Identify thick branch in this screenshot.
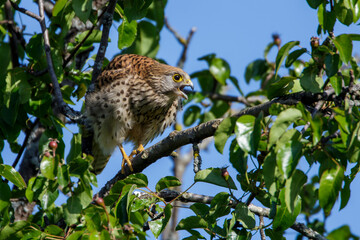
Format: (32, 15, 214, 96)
(97, 85, 359, 198)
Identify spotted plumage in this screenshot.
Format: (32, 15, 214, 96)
(85, 54, 193, 174)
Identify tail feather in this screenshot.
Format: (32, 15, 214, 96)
(81, 122, 111, 175)
(91, 140, 111, 174)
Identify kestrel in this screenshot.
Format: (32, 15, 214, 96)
(85, 54, 193, 174)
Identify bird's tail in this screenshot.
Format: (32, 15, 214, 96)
(91, 140, 111, 174)
(81, 122, 111, 175)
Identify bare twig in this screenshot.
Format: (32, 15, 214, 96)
(10, 0, 41, 21)
(12, 119, 40, 169)
(63, 10, 106, 68)
(165, 17, 196, 69)
(259, 216, 266, 240)
(5, 1, 20, 68)
(88, 0, 117, 92)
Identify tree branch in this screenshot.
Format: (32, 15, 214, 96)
(136, 189, 326, 240)
(164, 17, 196, 69)
(88, 0, 117, 93)
(10, 0, 41, 21)
(97, 85, 360, 198)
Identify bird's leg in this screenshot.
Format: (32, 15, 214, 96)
(118, 144, 134, 173)
(129, 144, 145, 159)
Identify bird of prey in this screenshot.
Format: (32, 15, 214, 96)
(85, 54, 193, 174)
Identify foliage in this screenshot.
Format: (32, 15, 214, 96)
(1, 0, 360, 239)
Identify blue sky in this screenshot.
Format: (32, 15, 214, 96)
(4, 0, 360, 239)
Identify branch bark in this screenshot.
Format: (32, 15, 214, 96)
(97, 84, 360, 198)
(136, 190, 327, 240)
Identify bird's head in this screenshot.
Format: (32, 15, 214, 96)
(156, 66, 193, 100)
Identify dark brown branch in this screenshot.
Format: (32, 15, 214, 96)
(5, 1, 20, 68)
(97, 85, 357, 198)
(88, 0, 117, 92)
(35, 0, 83, 123)
(164, 17, 196, 69)
(12, 119, 40, 169)
(137, 190, 326, 240)
(10, 0, 41, 21)
(62, 10, 106, 68)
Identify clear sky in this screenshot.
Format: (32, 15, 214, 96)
(4, 1, 360, 239)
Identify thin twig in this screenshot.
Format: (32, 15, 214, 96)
(88, 0, 117, 92)
(164, 17, 196, 69)
(63, 10, 106, 68)
(10, 0, 41, 21)
(259, 216, 266, 240)
(12, 119, 40, 169)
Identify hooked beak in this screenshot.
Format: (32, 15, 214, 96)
(177, 78, 194, 100)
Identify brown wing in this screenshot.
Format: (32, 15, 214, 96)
(95, 54, 158, 90)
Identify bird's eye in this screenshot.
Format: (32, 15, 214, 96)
(172, 73, 183, 82)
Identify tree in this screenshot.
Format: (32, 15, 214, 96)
(1, 0, 360, 239)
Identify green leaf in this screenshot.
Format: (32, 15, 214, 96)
(214, 117, 236, 153)
(244, 59, 268, 83)
(45, 225, 64, 236)
(340, 176, 351, 210)
(0, 164, 26, 189)
(26, 34, 44, 60)
(267, 76, 297, 99)
(39, 182, 59, 209)
(75, 30, 103, 45)
(118, 19, 137, 49)
(269, 108, 302, 147)
(318, 3, 336, 33)
(155, 176, 181, 192)
(64, 195, 82, 225)
(123, 0, 153, 22)
(229, 139, 247, 175)
(66, 133, 82, 164)
(334, 1, 353, 26)
(0, 221, 30, 240)
(194, 168, 237, 190)
(149, 204, 172, 238)
(124, 21, 159, 58)
(52, 0, 68, 17)
(333, 34, 353, 64)
(329, 75, 342, 95)
(72, 0, 93, 23)
(123, 173, 148, 187)
(273, 189, 301, 231)
(40, 155, 57, 180)
(191, 70, 214, 93)
(208, 192, 231, 222)
(285, 170, 307, 212)
(319, 166, 345, 216)
(327, 225, 351, 240)
(276, 141, 302, 179)
(183, 105, 201, 126)
(306, 0, 322, 9)
(176, 216, 208, 230)
(235, 115, 260, 155)
(324, 54, 340, 77)
(300, 65, 323, 93)
(209, 58, 231, 85)
(275, 41, 300, 77)
(234, 202, 256, 228)
(146, 0, 166, 30)
(0, 181, 10, 213)
(285, 48, 307, 68)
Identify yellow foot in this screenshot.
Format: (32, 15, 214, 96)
(118, 145, 134, 174)
(129, 144, 145, 159)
